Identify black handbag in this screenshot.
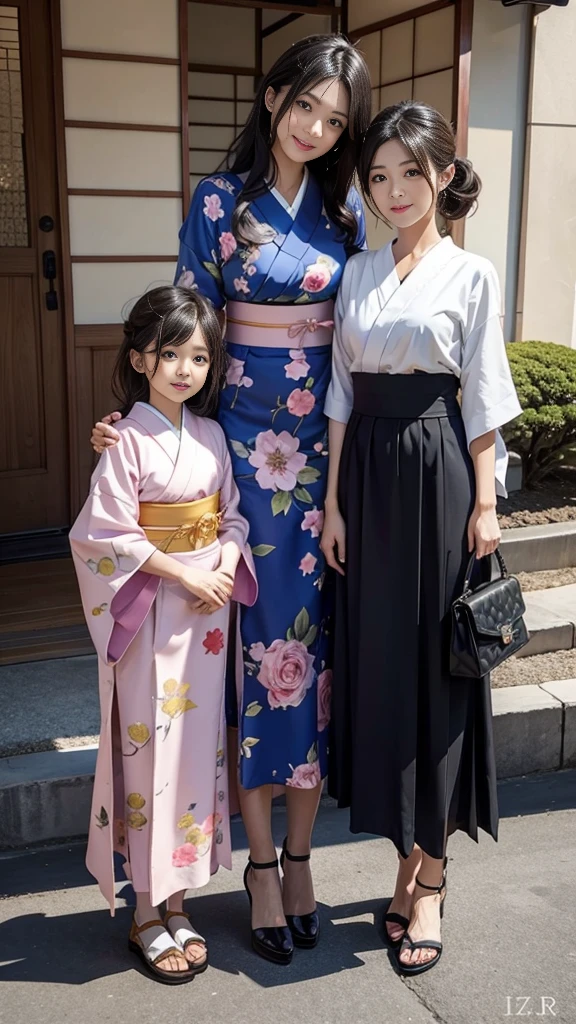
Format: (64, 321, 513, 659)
(450, 549, 530, 678)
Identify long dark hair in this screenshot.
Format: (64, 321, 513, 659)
(112, 286, 227, 418)
(358, 101, 482, 223)
(227, 34, 371, 250)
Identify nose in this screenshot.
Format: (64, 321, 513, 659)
(309, 117, 323, 139)
(390, 181, 405, 199)
(177, 362, 191, 377)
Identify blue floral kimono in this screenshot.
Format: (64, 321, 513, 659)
(176, 171, 365, 790)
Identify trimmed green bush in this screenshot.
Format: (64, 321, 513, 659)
(504, 341, 576, 487)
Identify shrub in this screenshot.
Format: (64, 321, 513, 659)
(503, 341, 576, 487)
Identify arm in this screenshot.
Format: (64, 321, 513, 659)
(320, 419, 347, 575)
(467, 431, 500, 558)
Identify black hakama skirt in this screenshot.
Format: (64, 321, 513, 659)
(328, 372, 499, 859)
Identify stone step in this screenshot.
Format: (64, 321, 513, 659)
(501, 520, 576, 574)
(522, 584, 576, 656)
(1, 681, 575, 850)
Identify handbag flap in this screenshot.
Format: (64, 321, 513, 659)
(456, 575, 526, 639)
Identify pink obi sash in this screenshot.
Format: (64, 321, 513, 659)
(226, 299, 334, 349)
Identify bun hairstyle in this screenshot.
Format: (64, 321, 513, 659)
(358, 101, 481, 222)
(113, 285, 226, 418)
(227, 34, 371, 251)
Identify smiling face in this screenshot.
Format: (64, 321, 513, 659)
(266, 76, 350, 165)
(368, 137, 454, 230)
(130, 325, 211, 420)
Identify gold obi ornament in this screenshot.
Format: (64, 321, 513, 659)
(139, 492, 222, 553)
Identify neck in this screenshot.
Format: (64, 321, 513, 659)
(393, 209, 442, 261)
(270, 140, 305, 201)
(147, 388, 182, 429)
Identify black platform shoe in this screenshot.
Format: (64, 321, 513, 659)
(243, 857, 294, 965)
(280, 838, 320, 949)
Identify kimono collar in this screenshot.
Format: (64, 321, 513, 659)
(227, 169, 324, 247)
(373, 235, 459, 307)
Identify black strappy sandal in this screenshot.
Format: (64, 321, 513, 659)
(396, 871, 447, 977)
(382, 908, 410, 950)
(280, 837, 320, 949)
(243, 856, 294, 965)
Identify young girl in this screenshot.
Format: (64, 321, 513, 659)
(89, 34, 371, 965)
(321, 102, 521, 976)
(70, 286, 256, 984)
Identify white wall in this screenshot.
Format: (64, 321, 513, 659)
(466, 0, 531, 340)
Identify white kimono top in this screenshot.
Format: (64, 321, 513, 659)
(324, 236, 522, 496)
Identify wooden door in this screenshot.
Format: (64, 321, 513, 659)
(0, 0, 68, 534)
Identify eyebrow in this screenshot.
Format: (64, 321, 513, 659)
(371, 159, 417, 170)
(302, 91, 349, 119)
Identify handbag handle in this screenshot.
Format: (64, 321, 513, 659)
(462, 547, 508, 596)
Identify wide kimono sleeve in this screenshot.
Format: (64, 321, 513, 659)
(69, 428, 160, 665)
(175, 178, 228, 308)
(460, 266, 522, 497)
(347, 184, 367, 251)
(213, 423, 258, 607)
(324, 262, 356, 423)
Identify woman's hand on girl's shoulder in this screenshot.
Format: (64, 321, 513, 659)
(91, 411, 122, 454)
(320, 504, 346, 576)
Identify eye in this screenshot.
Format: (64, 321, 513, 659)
(193, 355, 209, 364)
(405, 168, 421, 177)
(371, 173, 386, 184)
(328, 118, 343, 129)
(296, 100, 312, 112)
(161, 349, 177, 359)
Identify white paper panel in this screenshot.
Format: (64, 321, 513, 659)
(412, 69, 453, 122)
(61, 0, 178, 58)
(66, 128, 181, 190)
(262, 14, 331, 73)
(349, 0, 422, 31)
(237, 76, 255, 100)
(236, 101, 252, 125)
(63, 59, 180, 126)
(188, 3, 255, 68)
(69, 196, 182, 256)
(371, 88, 381, 117)
(414, 7, 455, 77)
(190, 124, 236, 149)
(356, 31, 380, 85)
(381, 21, 414, 86)
(190, 174, 204, 194)
(188, 72, 234, 98)
(190, 151, 227, 174)
(73, 262, 177, 323)
(189, 98, 234, 125)
(380, 79, 413, 110)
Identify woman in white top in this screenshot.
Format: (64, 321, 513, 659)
(321, 101, 521, 977)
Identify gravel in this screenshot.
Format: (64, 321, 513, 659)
(498, 467, 576, 527)
(492, 648, 576, 688)
(516, 567, 576, 591)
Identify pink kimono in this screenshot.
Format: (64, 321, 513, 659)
(69, 402, 257, 912)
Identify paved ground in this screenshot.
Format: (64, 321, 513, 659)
(0, 773, 575, 1024)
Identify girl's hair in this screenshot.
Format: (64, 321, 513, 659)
(358, 101, 482, 223)
(112, 286, 226, 418)
(226, 34, 371, 250)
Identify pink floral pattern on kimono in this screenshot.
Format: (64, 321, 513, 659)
(286, 760, 322, 788)
(257, 638, 315, 710)
(248, 430, 307, 492)
(203, 193, 225, 222)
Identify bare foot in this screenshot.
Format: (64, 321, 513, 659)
(385, 849, 422, 944)
(164, 912, 207, 967)
(133, 915, 189, 974)
(246, 864, 287, 930)
(398, 880, 445, 967)
(282, 857, 316, 918)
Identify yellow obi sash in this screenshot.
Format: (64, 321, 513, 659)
(139, 492, 221, 553)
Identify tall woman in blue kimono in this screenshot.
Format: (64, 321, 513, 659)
(90, 34, 371, 965)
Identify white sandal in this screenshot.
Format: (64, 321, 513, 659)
(128, 916, 195, 985)
(163, 910, 208, 975)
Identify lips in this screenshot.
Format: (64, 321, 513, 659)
(293, 136, 315, 152)
(391, 205, 412, 213)
(171, 383, 189, 391)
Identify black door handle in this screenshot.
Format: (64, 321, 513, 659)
(42, 249, 58, 311)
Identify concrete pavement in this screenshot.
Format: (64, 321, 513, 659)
(0, 773, 575, 1024)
